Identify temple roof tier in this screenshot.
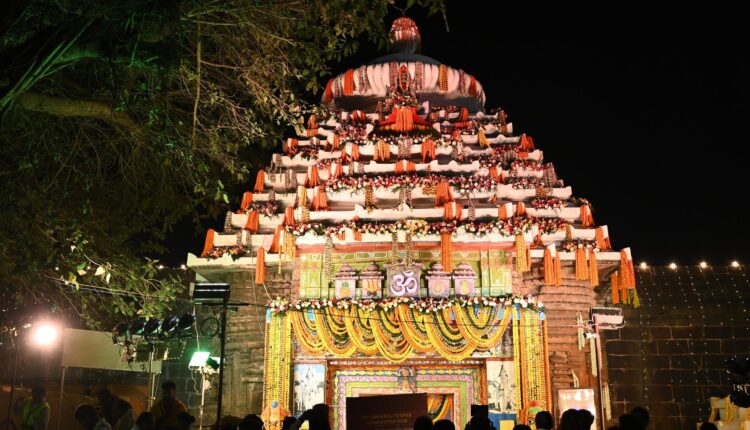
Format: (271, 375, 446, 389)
(227, 205, 587, 231)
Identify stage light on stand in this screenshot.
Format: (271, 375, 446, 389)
(143, 318, 161, 336)
(160, 316, 180, 336)
(190, 351, 211, 369)
(129, 317, 147, 336)
(177, 313, 197, 331)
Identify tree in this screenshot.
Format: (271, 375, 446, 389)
(0, 0, 446, 330)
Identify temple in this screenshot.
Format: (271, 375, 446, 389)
(187, 17, 638, 429)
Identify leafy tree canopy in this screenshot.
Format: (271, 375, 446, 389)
(0, 0, 445, 331)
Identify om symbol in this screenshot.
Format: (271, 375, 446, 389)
(390, 270, 419, 296)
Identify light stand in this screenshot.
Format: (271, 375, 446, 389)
(215, 302, 228, 427)
(1, 331, 19, 430)
(147, 344, 157, 410)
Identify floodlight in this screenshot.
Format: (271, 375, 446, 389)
(189, 351, 211, 368)
(129, 317, 147, 335)
(31, 323, 60, 347)
(177, 313, 196, 331)
(143, 318, 161, 335)
(205, 357, 220, 371)
(192, 283, 230, 305)
(160, 316, 180, 335)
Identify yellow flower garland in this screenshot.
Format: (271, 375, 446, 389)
(282, 303, 541, 364)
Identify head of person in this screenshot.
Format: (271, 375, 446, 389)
(309, 404, 331, 430)
(559, 409, 577, 430)
(619, 414, 643, 430)
(177, 412, 196, 429)
(512, 426, 532, 430)
(414, 415, 433, 430)
(535, 411, 553, 430)
(238, 414, 263, 430)
(576, 410, 595, 430)
(136, 412, 156, 430)
(114, 398, 132, 419)
(469, 415, 491, 430)
(162, 381, 177, 400)
(281, 416, 297, 430)
(433, 419, 455, 430)
(31, 386, 46, 403)
(629, 407, 649, 429)
(74, 404, 100, 429)
(96, 387, 113, 404)
(699, 423, 718, 430)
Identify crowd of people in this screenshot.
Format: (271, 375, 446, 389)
(13, 386, 721, 430)
(14, 381, 194, 430)
(75, 381, 195, 430)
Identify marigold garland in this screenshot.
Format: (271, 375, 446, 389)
(268, 297, 543, 362)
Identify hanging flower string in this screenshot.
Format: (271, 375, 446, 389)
(284, 216, 567, 238)
(241, 201, 280, 217)
(268, 294, 544, 314)
(325, 173, 498, 195)
(530, 196, 564, 210)
(562, 239, 600, 253)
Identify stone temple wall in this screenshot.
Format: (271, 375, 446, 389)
(515, 264, 605, 404)
(602, 265, 750, 429)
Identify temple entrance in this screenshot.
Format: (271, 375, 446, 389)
(261, 305, 551, 430)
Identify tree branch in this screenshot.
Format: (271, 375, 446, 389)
(15, 92, 143, 136)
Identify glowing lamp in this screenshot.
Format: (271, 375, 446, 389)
(639, 262, 648, 269)
(699, 261, 708, 269)
(31, 323, 60, 347)
(731, 261, 740, 268)
(669, 263, 677, 270)
(189, 351, 211, 368)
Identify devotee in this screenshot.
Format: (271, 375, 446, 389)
(535, 411, 554, 430)
(468, 415, 491, 430)
(618, 414, 643, 430)
(281, 416, 296, 430)
(433, 420, 456, 430)
(629, 407, 649, 429)
(413, 415, 433, 430)
(97, 388, 125, 426)
(150, 381, 187, 430)
(133, 412, 156, 430)
(287, 404, 330, 430)
(559, 409, 577, 430)
(16, 386, 50, 430)
(175, 412, 196, 430)
(575, 410, 595, 430)
(238, 414, 263, 430)
(113, 398, 136, 430)
(75, 404, 112, 430)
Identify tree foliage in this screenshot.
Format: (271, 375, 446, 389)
(0, 0, 445, 329)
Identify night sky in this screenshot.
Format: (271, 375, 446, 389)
(168, 2, 750, 267)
